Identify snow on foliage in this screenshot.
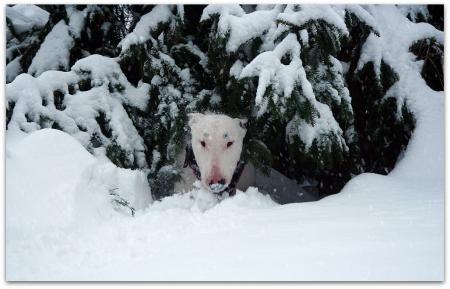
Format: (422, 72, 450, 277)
(6, 56, 22, 83)
(26, 6, 92, 77)
(173, 40, 209, 70)
(397, 5, 430, 22)
(357, 6, 442, 79)
(5, 4, 49, 35)
(368, 6, 443, 115)
(234, 5, 351, 151)
(240, 33, 302, 115)
(357, 32, 382, 76)
(4, 4, 444, 280)
(66, 5, 87, 39)
(119, 5, 175, 52)
(7, 55, 150, 168)
(6, 4, 51, 82)
(239, 32, 348, 152)
(27, 21, 75, 76)
(229, 60, 244, 78)
(202, 4, 282, 52)
(340, 4, 379, 33)
(200, 4, 245, 22)
(5, 4, 444, 197)
(278, 5, 349, 36)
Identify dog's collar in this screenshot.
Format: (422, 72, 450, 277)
(183, 144, 245, 196)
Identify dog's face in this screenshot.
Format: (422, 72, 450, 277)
(188, 113, 247, 193)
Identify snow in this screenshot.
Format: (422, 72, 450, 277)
(5, 4, 444, 281)
(278, 5, 349, 36)
(5, 4, 49, 35)
(66, 5, 87, 39)
(174, 41, 209, 70)
(202, 5, 282, 52)
(200, 4, 372, 57)
(200, 4, 245, 22)
(71, 54, 150, 110)
(328, 56, 351, 103)
(229, 60, 244, 79)
(119, 5, 174, 52)
(299, 29, 309, 46)
(341, 4, 379, 33)
(6, 56, 22, 83)
(397, 5, 429, 22)
(365, 6, 444, 184)
(6, 129, 96, 231)
(6, 121, 443, 280)
(286, 104, 345, 151)
(240, 33, 301, 113)
(240, 33, 345, 150)
(357, 32, 382, 76)
(7, 55, 150, 168)
(27, 20, 74, 76)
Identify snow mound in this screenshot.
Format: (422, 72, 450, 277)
(6, 129, 96, 230)
(6, 129, 151, 231)
(150, 183, 275, 214)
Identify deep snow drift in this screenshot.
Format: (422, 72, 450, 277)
(6, 115, 443, 281)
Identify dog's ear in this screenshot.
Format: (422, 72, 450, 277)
(188, 113, 204, 128)
(238, 118, 248, 129)
(236, 118, 248, 136)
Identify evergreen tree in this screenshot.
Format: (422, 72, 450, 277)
(5, 4, 444, 202)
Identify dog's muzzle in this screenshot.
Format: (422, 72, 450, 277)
(183, 144, 245, 197)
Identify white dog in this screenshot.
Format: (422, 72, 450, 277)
(175, 113, 254, 196)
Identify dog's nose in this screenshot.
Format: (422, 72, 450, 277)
(209, 178, 225, 186)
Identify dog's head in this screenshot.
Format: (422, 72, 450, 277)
(188, 113, 247, 193)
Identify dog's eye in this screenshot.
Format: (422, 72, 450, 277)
(227, 141, 234, 148)
(200, 141, 206, 148)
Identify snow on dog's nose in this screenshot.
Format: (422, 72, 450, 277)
(207, 165, 227, 192)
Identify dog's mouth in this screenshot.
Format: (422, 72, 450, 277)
(209, 182, 228, 194)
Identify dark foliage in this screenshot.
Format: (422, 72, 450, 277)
(5, 4, 443, 202)
(410, 38, 444, 91)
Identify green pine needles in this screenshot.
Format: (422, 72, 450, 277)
(7, 4, 442, 201)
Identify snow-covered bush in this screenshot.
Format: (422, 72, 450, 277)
(409, 37, 443, 91)
(6, 4, 50, 82)
(6, 55, 150, 169)
(6, 5, 138, 83)
(5, 4, 444, 201)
